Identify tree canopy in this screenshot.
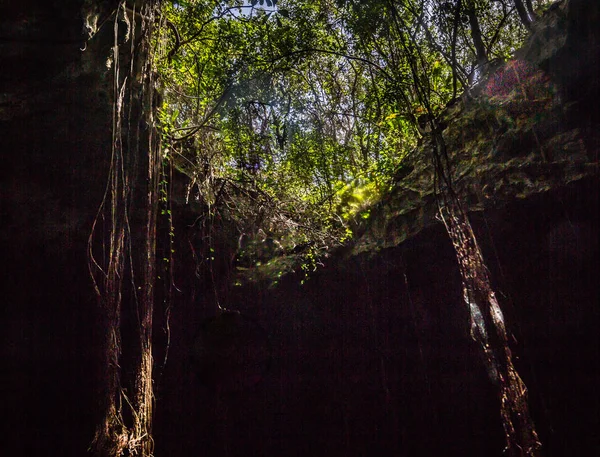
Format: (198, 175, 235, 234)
(154, 0, 548, 272)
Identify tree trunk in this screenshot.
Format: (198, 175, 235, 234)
(525, 0, 538, 21)
(465, 0, 488, 66)
(514, 0, 534, 30)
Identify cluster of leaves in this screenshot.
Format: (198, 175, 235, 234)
(154, 0, 540, 280)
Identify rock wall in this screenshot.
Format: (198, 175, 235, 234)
(1, 1, 115, 455)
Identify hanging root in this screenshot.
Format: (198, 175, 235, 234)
(88, 1, 161, 456)
(438, 198, 541, 457)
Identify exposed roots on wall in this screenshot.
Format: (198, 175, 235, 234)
(433, 133, 542, 456)
(87, 1, 162, 455)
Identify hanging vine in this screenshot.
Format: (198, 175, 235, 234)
(431, 127, 541, 457)
(87, 1, 162, 456)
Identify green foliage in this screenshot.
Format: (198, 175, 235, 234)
(153, 0, 530, 284)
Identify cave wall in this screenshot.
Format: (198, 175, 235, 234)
(1, 1, 114, 455)
(155, 175, 598, 457)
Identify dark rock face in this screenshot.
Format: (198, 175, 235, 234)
(0, 1, 598, 457)
(190, 310, 271, 392)
(154, 177, 598, 457)
(1, 1, 113, 455)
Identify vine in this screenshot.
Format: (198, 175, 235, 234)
(87, 1, 162, 455)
